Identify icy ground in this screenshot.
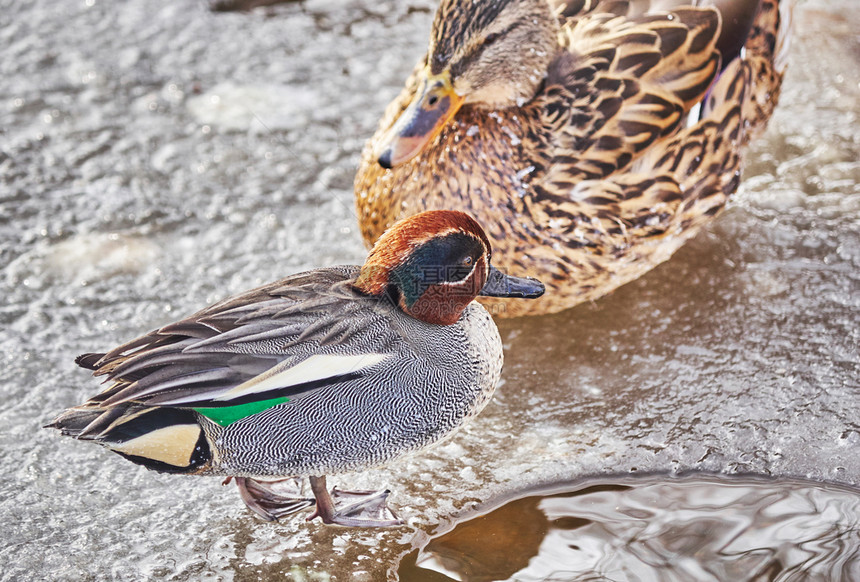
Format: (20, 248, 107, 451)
(1, 0, 858, 579)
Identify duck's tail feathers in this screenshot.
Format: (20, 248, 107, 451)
(46, 404, 211, 474)
(75, 352, 104, 371)
(702, 0, 791, 142)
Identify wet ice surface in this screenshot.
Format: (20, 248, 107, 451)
(1, 0, 858, 580)
(399, 475, 860, 581)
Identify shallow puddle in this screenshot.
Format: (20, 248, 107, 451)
(398, 475, 860, 581)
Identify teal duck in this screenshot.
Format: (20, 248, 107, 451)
(47, 210, 544, 527)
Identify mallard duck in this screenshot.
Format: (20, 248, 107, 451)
(355, 0, 791, 317)
(46, 210, 544, 527)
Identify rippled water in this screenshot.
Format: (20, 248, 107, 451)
(399, 475, 860, 582)
(2, 0, 858, 579)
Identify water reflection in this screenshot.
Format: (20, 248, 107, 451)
(399, 475, 860, 581)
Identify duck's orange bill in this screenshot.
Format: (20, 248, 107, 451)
(376, 70, 465, 169)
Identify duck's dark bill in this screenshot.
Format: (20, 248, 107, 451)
(480, 266, 544, 299)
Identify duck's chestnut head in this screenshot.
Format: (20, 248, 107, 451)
(354, 210, 544, 324)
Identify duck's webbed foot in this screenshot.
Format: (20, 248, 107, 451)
(229, 476, 315, 521)
(307, 475, 403, 528)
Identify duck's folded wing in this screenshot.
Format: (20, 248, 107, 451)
(529, 4, 722, 187)
(523, 0, 788, 236)
(71, 267, 396, 416)
(524, 54, 750, 246)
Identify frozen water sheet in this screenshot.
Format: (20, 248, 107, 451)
(1, 0, 858, 579)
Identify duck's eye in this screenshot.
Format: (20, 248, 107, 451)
(446, 256, 476, 283)
(484, 32, 501, 45)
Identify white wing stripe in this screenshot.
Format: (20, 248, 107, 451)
(213, 353, 390, 402)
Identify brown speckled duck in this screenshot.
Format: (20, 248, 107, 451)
(47, 211, 543, 527)
(355, 0, 791, 317)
